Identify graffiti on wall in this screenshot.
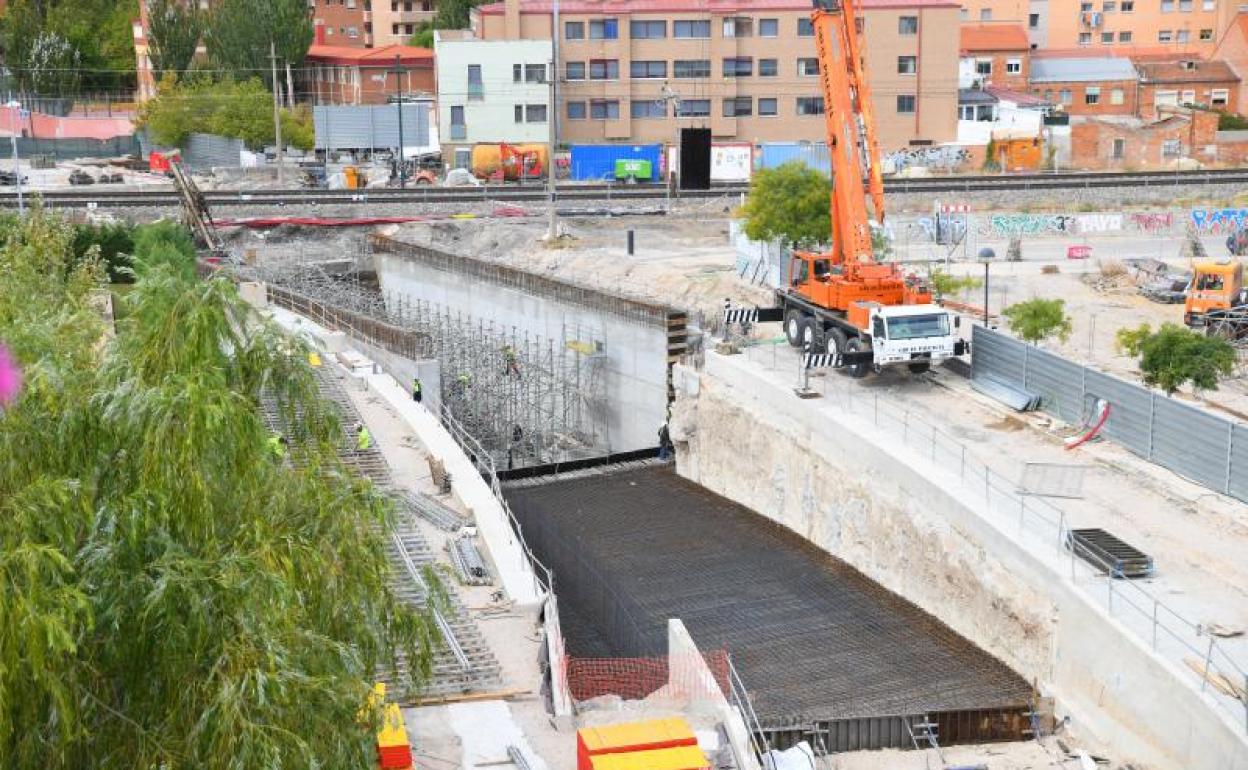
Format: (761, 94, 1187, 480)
(981, 211, 1173, 236)
(985, 213, 1077, 235)
(1191, 208, 1248, 234)
(1129, 212, 1173, 232)
(884, 145, 969, 172)
(914, 213, 968, 243)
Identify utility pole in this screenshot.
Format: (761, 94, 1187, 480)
(270, 41, 284, 185)
(547, 0, 560, 240)
(390, 54, 406, 188)
(285, 61, 295, 110)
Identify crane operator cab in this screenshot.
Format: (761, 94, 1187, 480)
(1186, 260, 1246, 328)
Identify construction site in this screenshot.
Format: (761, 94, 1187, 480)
(18, 4, 1248, 770)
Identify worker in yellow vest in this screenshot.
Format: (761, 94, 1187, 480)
(355, 422, 373, 451)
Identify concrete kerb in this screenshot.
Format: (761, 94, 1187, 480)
(263, 302, 544, 607)
(679, 351, 1248, 770)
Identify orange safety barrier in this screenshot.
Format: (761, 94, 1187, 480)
(590, 745, 710, 770)
(564, 651, 730, 703)
(577, 718, 698, 770)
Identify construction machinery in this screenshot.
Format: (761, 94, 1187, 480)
(765, 0, 966, 377)
(1184, 259, 1248, 339)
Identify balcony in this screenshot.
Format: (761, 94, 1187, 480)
(1079, 11, 1103, 26)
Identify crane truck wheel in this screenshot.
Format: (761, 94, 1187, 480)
(844, 337, 871, 379)
(907, 362, 931, 374)
(829, 329, 849, 354)
(784, 309, 804, 347)
(799, 317, 819, 352)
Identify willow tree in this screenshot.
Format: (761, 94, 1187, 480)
(0, 208, 441, 768)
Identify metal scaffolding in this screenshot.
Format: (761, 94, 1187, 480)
(246, 259, 608, 469)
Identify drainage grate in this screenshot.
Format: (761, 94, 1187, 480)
(1066, 528, 1154, 578)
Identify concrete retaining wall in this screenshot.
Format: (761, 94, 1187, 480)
(672, 352, 1248, 769)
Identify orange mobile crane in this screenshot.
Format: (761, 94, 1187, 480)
(771, 0, 966, 377)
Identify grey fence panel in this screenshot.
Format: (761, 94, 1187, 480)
(182, 132, 244, 171)
(972, 326, 1248, 503)
(1021, 346, 1084, 424)
(1152, 396, 1231, 492)
(314, 104, 430, 151)
(14, 135, 139, 159)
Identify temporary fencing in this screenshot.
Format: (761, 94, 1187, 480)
(565, 650, 730, 703)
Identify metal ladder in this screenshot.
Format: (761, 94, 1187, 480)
(906, 714, 945, 768)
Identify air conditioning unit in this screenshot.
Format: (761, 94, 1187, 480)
(1179, 60, 1197, 70)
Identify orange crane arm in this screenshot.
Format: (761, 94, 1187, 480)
(810, 0, 885, 269)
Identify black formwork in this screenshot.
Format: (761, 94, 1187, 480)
(505, 465, 1033, 749)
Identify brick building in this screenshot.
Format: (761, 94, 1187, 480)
(304, 43, 435, 104)
(1135, 56, 1238, 118)
(959, 23, 1030, 88)
(1070, 107, 1217, 167)
(1212, 12, 1248, 114)
(311, 0, 370, 46)
(1029, 56, 1137, 114)
(469, 0, 961, 152)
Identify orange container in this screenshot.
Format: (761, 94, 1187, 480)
(576, 719, 698, 770)
(589, 746, 709, 770)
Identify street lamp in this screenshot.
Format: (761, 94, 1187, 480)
(978, 246, 996, 325)
(6, 101, 23, 215)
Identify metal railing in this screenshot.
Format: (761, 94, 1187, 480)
(740, 341, 1248, 734)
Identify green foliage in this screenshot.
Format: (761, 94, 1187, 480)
(1002, 298, 1072, 344)
(411, 21, 436, 48)
(131, 219, 196, 281)
(0, 0, 135, 94)
(1114, 323, 1152, 357)
(1125, 323, 1236, 394)
(1218, 111, 1248, 131)
(144, 0, 205, 80)
(0, 207, 441, 767)
(204, 0, 314, 88)
(741, 162, 831, 249)
(71, 220, 136, 283)
(434, 0, 488, 30)
(138, 76, 309, 150)
(982, 138, 1001, 172)
(929, 269, 982, 300)
(870, 226, 893, 259)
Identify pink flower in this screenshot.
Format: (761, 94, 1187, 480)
(0, 344, 21, 406)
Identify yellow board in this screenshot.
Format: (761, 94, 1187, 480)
(377, 703, 410, 748)
(590, 746, 708, 770)
(578, 718, 695, 753)
(308, 351, 323, 367)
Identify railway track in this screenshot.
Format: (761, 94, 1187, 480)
(3, 167, 1248, 208)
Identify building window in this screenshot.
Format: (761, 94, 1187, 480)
(347, 26, 358, 37)
(1158, 29, 1173, 41)
(897, 94, 916, 112)
(1112, 138, 1125, 159)
(525, 63, 546, 83)
(1006, 58, 1022, 73)
(565, 61, 585, 80)
(1204, 0, 1215, 8)
(798, 57, 820, 76)
(979, 7, 992, 19)
(1080, 1, 1093, 10)
(1111, 87, 1125, 104)
(1029, 12, 1040, 26)
(513, 64, 522, 83)
(1079, 31, 1093, 44)
(631, 100, 666, 119)
(1085, 86, 1101, 104)
(1120, 0, 1133, 8)
(960, 7, 969, 20)
(1179, 0, 1192, 9)
(567, 101, 586, 119)
(630, 20, 666, 38)
(1162, 0, 1174, 9)
(1200, 28, 1213, 39)
(1156, 89, 1179, 106)
(1182, 88, 1195, 103)
(1060, 88, 1072, 103)
(589, 19, 619, 39)
(1101, 31, 1115, 42)
(1119, 30, 1133, 41)
(676, 99, 710, 117)
(796, 96, 824, 115)
(630, 60, 666, 78)
(798, 17, 814, 36)
(722, 97, 752, 117)
(758, 97, 778, 116)
(759, 58, 778, 76)
(899, 15, 918, 33)
(723, 17, 753, 37)
(589, 59, 619, 79)
(450, 105, 464, 126)
(723, 57, 753, 77)
(975, 59, 992, 75)
(467, 64, 483, 100)
(959, 105, 973, 120)
(1103, 1, 1117, 9)
(1212, 88, 1229, 106)
(760, 18, 779, 36)
(1176, 29, 1189, 41)
(1162, 139, 1181, 158)
(898, 55, 917, 74)
(590, 100, 620, 119)
(565, 21, 584, 39)
(674, 19, 711, 38)
(514, 105, 523, 123)
(673, 59, 710, 78)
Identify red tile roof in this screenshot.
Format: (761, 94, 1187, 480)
(478, 0, 958, 14)
(1136, 58, 1239, 84)
(959, 23, 1029, 52)
(306, 44, 434, 66)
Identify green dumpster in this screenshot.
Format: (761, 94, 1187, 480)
(614, 158, 653, 181)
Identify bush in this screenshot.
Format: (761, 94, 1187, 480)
(1123, 323, 1236, 394)
(929, 269, 982, 300)
(132, 220, 196, 281)
(72, 221, 136, 283)
(1218, 111, 1248, 131)
(137, 75, 311, 150)
(1002, 298, 1072, 344)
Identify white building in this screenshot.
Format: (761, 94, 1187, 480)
(434, 30, 552, 167)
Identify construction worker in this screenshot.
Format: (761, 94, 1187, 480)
(411, 376, 423, 403)
(657, 422, 673, 461)
(355, 422, 373, 451)
(454, 372, 471, 397)
(502, 345, 521, 379)
(267, 432, 288, 461)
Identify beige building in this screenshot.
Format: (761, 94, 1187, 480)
(470, 0, 960, 152)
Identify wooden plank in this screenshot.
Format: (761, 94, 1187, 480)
(406, 687, 532, 706)
(1185, 657, 1247, 700)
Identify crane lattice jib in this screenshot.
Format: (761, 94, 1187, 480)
(811, 0, 885, 268)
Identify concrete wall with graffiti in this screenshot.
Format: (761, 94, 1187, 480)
(901, 210, 1179, 243)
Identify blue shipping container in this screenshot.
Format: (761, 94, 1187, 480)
(569, 144, 661, 181)
(758, 142, 830, 176)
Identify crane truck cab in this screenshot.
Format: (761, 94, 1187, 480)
(1185, 260, 1246, 328)
(861, 303, 963, 371)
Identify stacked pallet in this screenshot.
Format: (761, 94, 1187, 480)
(576, 719, 708, 770)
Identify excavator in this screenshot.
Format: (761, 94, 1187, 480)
(759, 0, 967, 377)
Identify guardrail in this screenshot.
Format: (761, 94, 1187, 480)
(741, 341, 1248, 735)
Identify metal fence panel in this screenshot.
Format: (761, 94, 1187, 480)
(1084, 369, 1152, 453)
(1152, 396, 1230, 492)
(182, 132, 244, 171)
(1021, 346, 1084, 424)
(314, 104, 430, 151)
(970, 325, 1025, 384)
(1231, 424, 1248, 501)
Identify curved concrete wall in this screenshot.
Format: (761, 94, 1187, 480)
(672, 352, 1248, 770)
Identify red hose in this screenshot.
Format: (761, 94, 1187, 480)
(1066, 400, 1110, 450)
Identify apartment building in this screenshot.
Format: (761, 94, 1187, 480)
(312, 0, 370, 46)
(959, 23, 1030, 88)
(1029, 56, 1138, 114)
(470, 0, 960, 152)
(1135, 57, 1238, 116)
